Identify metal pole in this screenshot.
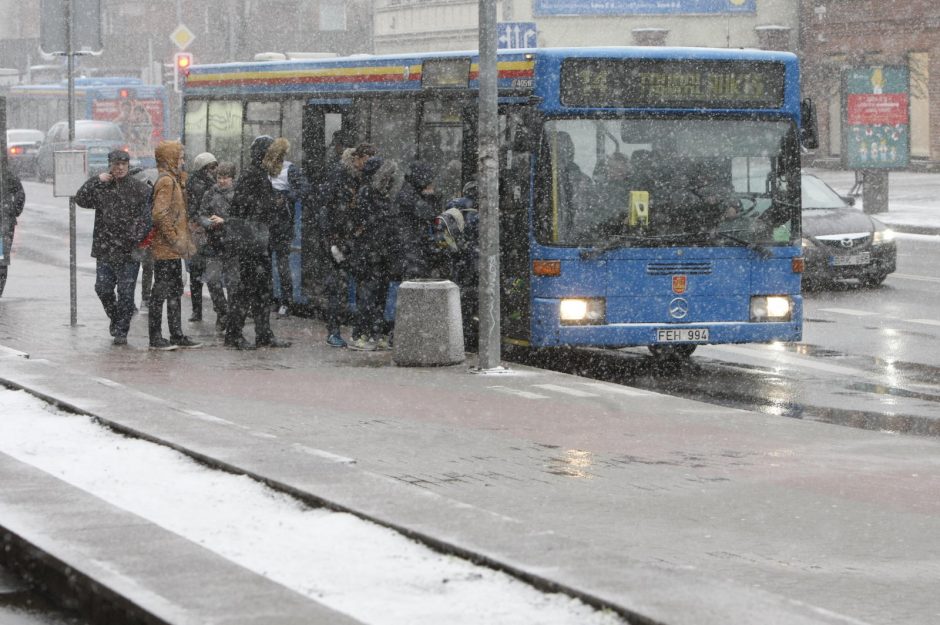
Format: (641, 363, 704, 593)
(477, 0, 501, 370)
(67, 0, 77, 326)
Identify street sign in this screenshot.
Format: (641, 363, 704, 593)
(497, 22, 537, 50)
(40, 0, 103, 55)
(842, 66, 910, 170)
(53, 151, 88, 198)
(170, 24, 195, 51)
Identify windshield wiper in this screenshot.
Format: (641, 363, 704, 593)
(580, 232, 702, 259)
(710, 229, 773, 258)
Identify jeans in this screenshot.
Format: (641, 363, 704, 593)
(95, 259, 140, 338)
(149, 259, 185, 342)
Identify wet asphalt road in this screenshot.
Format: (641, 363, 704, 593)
(522, 235, 940, 437)
(11, 181, 940, 438)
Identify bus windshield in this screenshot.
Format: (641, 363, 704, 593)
(537, 117, 799, 249)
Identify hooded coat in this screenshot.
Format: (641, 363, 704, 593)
(228, 135, 279, 256)
(150, 141, 195, 261)
(349, 158, 399, 279)
(395, 161, 441, 278)
(1, 168, 25, 267)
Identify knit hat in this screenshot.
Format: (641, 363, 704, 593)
(193, 152, 218, 172)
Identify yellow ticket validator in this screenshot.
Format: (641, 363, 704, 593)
(629, 191, 649, 227)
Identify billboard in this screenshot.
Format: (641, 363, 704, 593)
(534, 0, 756, 15)
(842, 66, 910, 170)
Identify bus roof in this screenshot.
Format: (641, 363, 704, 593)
(184, 46, 801, 115)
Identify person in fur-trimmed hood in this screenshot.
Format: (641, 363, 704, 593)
(147, 140, 201, 350)
(223, 135, 291, 350)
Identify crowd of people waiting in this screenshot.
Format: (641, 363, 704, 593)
(73, 133, 479, 352)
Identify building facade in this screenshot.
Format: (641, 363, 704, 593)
(374, 0, 799, 54)
(800, 0, 939, 167)
(0, 0, 373, 84)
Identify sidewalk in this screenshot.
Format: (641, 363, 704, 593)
(808, 168, 940, 235)
(1, 244, 939, 625)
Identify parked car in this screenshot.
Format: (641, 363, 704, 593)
(6, 129, 44, 178)
(801, 173, 897, 288)
(36, 120, 131, 181)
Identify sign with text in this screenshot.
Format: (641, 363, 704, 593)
(534, 0, 755, 15)
(54, 151, 88, 197)
(842, 66, 910, 170)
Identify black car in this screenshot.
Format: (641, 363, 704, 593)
(801, 173, 897, 288)
(6, 129, 44, 178)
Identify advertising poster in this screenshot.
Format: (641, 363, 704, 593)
(93, 98, 165, 166)
(842, 66, 910, 170)
(534, 0, 756, 15)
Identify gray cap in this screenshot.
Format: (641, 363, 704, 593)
(108, 149, 130, 163)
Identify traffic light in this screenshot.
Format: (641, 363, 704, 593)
(173, 52, 193, 93)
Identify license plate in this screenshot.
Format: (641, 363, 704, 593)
(656, 328, 709, 342)
(830, 252, 871, 266)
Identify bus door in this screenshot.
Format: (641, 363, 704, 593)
(299, 100, 355, 309)
(497, 107, 535, 342)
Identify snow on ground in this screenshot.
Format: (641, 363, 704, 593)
(0, 388, 625, 625)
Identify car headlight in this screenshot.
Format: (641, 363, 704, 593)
(750, 295, 792, 322)
(801, 237, 816, 248)
(872, 229, 896, 244)
(559, 298, 605, 325)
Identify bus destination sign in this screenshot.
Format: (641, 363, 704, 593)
(561, 59, 785, 109)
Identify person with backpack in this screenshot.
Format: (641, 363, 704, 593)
(74, 150, 152, 346)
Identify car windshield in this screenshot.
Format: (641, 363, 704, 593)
(7, 129, 44, 143)
(801, 174, 849, 210)
(76, 123, 124, 141)
(535, 117, 800, 249)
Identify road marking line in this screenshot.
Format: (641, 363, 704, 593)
(292, 444, 357, 464)
(892, 273, 940, 284)
(182, 409, 236, 426)
(577, 381, 657, 397)
(906, 318, 940, 327)
(0, 345, 30, 359)
(532, 383, 599, 397)
(818, 308, 879, 317)
(488, 385, 549, 400)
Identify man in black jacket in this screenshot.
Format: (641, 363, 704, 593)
(74, 150, 152, 345)
(224, 135, 291, 350)
(0, 164, 26, 298)
(315, 142, 376, 348)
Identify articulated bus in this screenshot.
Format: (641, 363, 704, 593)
(183, 47, 816, 357)
(7, 77, 169, 169)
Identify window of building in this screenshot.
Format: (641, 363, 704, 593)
(320, 0, 347, 31)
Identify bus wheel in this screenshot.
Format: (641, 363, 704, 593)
(648, 344, 696, 359)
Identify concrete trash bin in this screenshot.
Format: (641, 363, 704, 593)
(393, 279, 465, 366)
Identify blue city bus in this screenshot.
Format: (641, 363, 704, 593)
(183, 47, 815, 357)
(7, 77, 169, 169)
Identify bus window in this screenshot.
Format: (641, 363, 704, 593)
(207, 100, 243, 167)
(282, 100, 304, 164)
(244, 101, 281, 140)
(419, 99, 464, 202)
(184, 100, 208, 159)
(368, 98, 416, 168)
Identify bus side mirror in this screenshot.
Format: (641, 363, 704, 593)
(800, 98, 819, 150)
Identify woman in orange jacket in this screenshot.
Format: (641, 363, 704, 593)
(148, 140, 201, 350)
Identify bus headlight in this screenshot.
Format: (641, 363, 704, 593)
(559, 298, 605, 325)
(750, 295, 792, 322)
